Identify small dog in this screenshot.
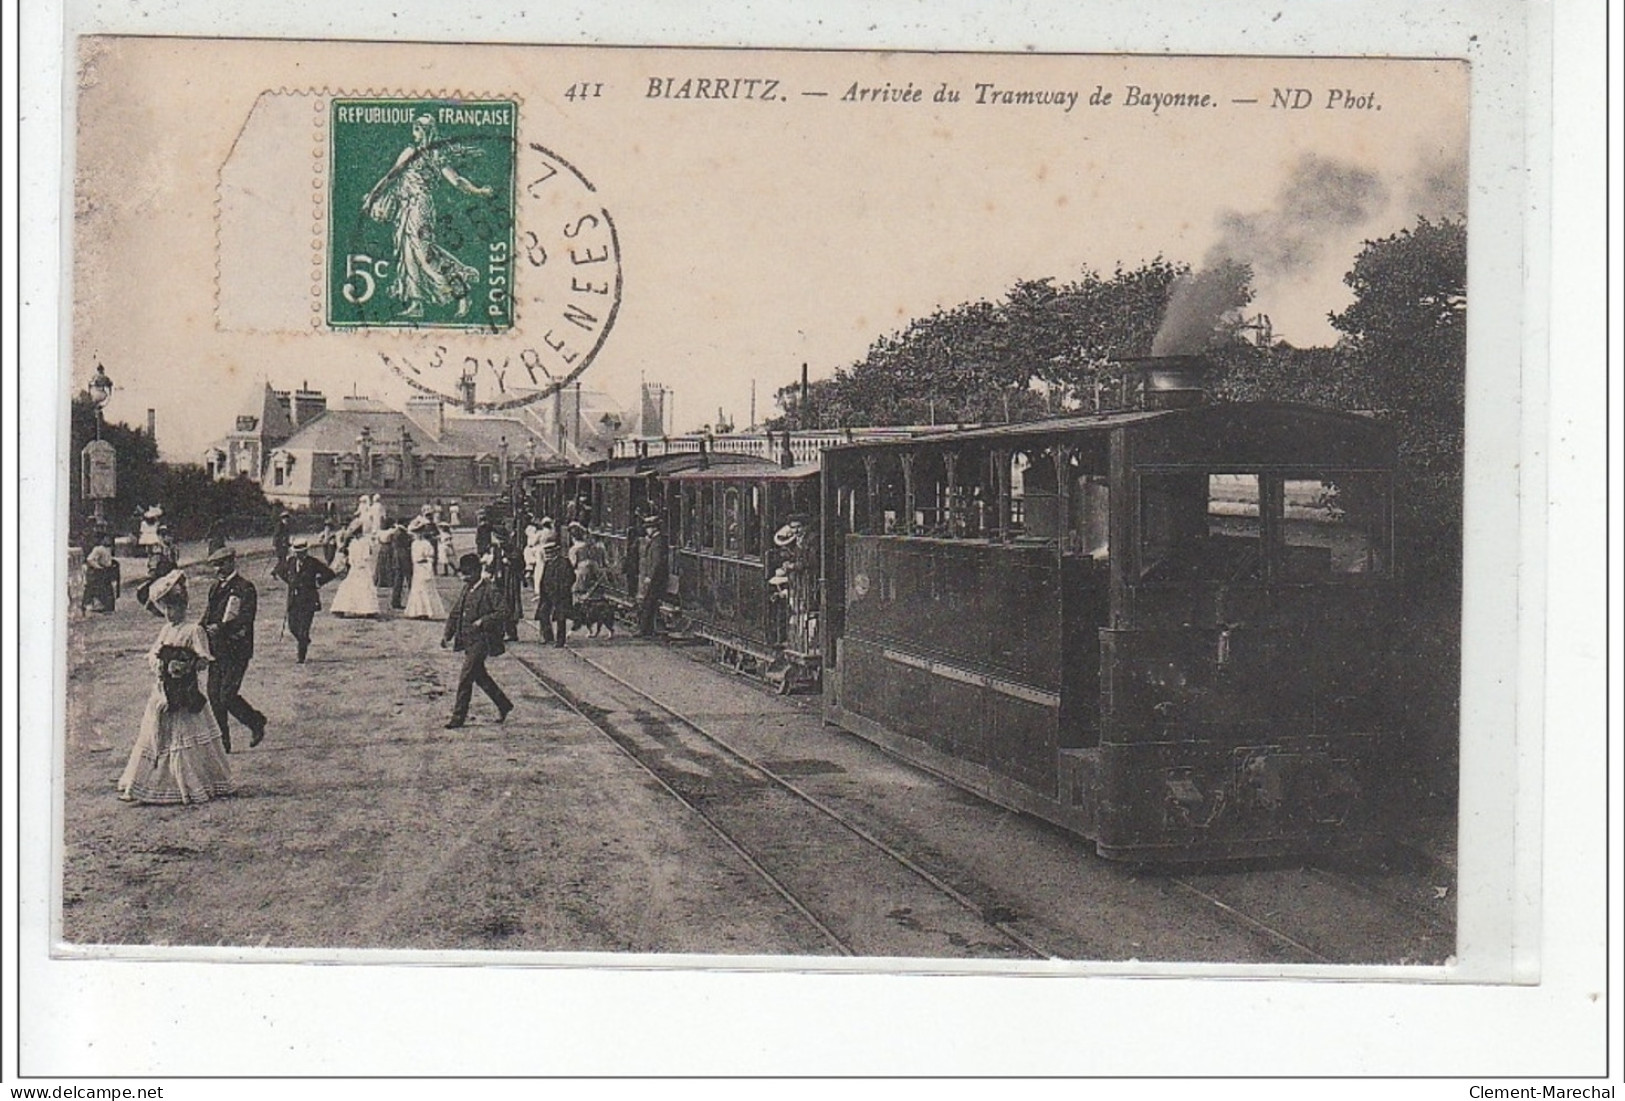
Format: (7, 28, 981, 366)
(572, 598, 616, 637)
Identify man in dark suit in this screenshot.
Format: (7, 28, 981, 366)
(201, 545, 266, 752)
(441, 552, 513, 729)
(388, 520, 414, 610)
(271, 511, 292, 573)
(273, 538, 337, 664)
(635, 513, 669, 637)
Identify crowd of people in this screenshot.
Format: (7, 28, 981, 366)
(100, 493, 675, 805)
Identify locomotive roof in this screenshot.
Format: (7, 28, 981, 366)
(828, 401, 1387, 448)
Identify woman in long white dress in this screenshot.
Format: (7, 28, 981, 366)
(402, 532, 446, 619)
(328, 529, 380, 618)
(118, 572, 234, 805)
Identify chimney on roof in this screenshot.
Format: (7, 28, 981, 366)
(146, 408, 156, 442)
(290, 387, 327, 427)
(405, 395, 445, 439)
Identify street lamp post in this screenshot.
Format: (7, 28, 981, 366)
(82, 364, 117, 531)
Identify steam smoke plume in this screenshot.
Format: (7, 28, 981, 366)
(1151, 260, 1252, 357)
(1152, 152, 1392, 355)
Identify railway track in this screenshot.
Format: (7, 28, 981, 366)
(670, 638, 1454, 964)
(512, 647, 1058, 960)
(516, 639, 1453, 965)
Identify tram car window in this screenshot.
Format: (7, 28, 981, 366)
(668, 460, 823, 692)
(821, 395, 1398, 862)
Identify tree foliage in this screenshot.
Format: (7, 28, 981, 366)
(70, 395, 274, 546)
(770, 259, 1196, 429)
(1330, 217, 1467, 582)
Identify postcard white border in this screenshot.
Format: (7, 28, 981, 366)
(8, 0, 1615, 1083)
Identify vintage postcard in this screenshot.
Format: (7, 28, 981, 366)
(24, 11, 1581, 1076)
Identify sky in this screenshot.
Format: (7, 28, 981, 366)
(71, 40, 1469, 459)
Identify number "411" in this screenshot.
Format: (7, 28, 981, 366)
(563, 82, 604, 101)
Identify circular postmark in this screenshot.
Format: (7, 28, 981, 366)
(328, 98, 621, 411)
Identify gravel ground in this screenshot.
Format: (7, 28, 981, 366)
(61, 565, 823, 954)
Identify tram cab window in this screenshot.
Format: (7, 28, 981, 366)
(1280, 473, 1389, 578)
(1139, 472, 1263, 582)
(742, 486, 762, 556)
(723, 487, 742, 554)
(681, 486, 697, 548)
(1067, 474, 1110, 558)
(1014, 452, 1058, 539)
(700, 485, 717, 549)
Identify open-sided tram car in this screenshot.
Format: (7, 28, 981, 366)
(667, 460, 823, 691)
(570, 451, 764, 612)
(819, 394, 1397, 862)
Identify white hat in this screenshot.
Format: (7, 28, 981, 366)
(145, 570, 187, 607)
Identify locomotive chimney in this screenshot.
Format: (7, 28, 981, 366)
(1119, 354, 1215, 411)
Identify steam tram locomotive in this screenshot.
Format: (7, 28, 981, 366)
(820, 361, 1396, 861)
(511, 358, 1397, 860)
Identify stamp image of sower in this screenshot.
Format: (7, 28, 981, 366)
(329, 99, 518, 330)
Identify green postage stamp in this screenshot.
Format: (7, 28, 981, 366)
(328, 98, 518, 330)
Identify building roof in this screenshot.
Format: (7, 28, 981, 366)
(277, 405, 551, 459)
(439, 416, 550, 459)
(277, 408, 437, 454)
(211, 379, 295, 445)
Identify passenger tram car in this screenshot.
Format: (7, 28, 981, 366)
(510, 438, 828, 691)
(510, 356, 1398, 861)
(819, 356, 1397, 861)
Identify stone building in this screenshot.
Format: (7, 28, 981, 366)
(201, 382, 314, 483)
(205, 378, 628, 518)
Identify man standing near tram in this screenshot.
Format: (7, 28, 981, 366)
(634, 512, 668, 638)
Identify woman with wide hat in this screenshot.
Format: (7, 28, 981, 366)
(118, 571, 235, 804)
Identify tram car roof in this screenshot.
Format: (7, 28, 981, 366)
(824, 401, 1393, 453)
(575, 451, 770, 479)
(664, 460, 821, 482)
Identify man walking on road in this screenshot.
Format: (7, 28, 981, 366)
(442, 553, 513, 729)
(273, 538, 338, 664)
(201, 546, 267, 752)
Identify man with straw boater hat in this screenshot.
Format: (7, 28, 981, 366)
(200, 545, 267, 752)
(441, 552, 513, 729)
(273, 537, 338, 664)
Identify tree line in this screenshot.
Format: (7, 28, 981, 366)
(69, 395, 275, 546)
